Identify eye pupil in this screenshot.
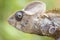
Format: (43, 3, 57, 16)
(15, 11, 24, 21)
(18, 15, 22, 18)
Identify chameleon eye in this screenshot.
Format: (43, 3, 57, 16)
(15, 11, 24, 21)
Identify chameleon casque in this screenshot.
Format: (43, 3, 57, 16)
(8, 1, 60, 40)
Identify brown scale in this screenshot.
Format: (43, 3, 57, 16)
(8, 1, 60, 40)
(45, 9, 60, 40)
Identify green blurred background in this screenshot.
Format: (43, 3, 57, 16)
(0, 0, 60, 40)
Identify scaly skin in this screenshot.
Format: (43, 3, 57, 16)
(8, 1, 60, 40)
(46, 9, 60, 40)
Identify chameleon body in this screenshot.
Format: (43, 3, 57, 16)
(8, 1, 60, 40)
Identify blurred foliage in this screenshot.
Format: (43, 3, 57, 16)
(0, 0, 60, 40)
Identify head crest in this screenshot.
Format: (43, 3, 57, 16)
(22, 1, 46, 15)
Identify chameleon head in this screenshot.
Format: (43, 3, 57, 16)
(8, 1, 46, 34)
(8, 11, 35, 33)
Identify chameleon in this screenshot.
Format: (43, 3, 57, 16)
(8, 1, 60, 40)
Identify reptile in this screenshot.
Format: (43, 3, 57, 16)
(8, 1, 60, 40)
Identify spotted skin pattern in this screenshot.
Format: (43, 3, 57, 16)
(8, 1, 60, 40)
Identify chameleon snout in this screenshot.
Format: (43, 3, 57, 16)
(8, 17, 17, 27)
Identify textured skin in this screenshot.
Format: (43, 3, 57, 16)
(8, 1, 60, 40)
(8, 9, 60, 40)
(46, 9, 60, 40)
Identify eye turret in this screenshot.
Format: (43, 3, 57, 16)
(15, 11, 24, 21)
